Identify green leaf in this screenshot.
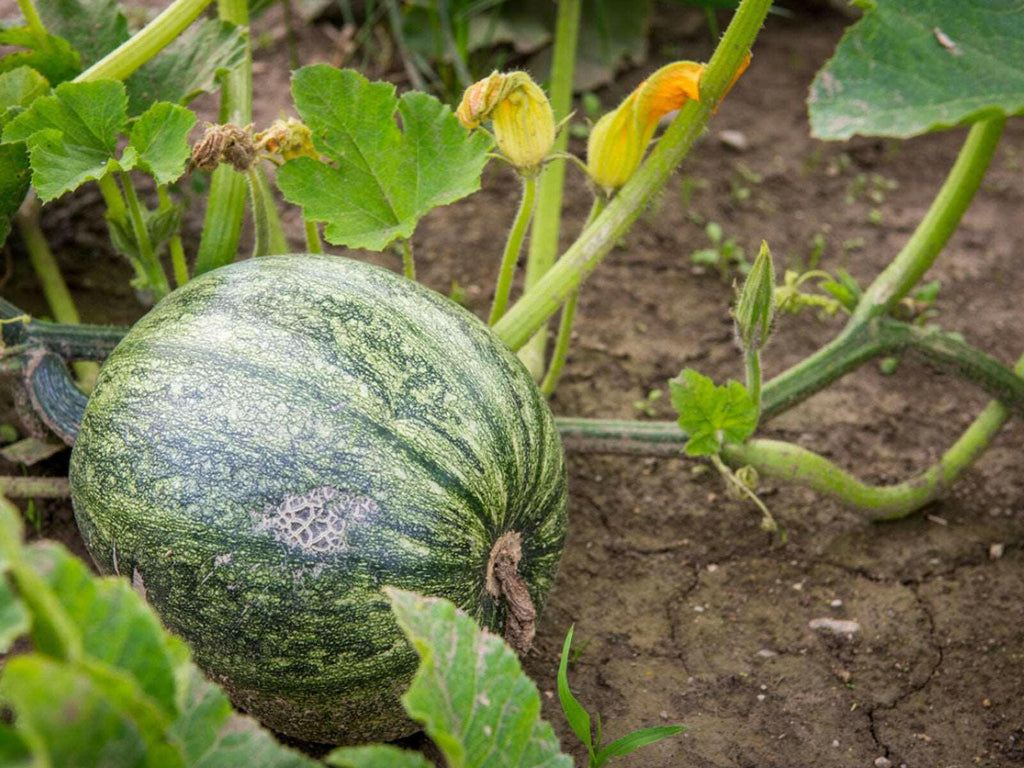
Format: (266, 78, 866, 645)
(0, 654, 182, 767)
(669, 369, 758, 456)
(0, 577, 29, 653)
(0, 67, 50, 129)
(0, 142, 30, 247)
(388, 588, 573, 768)
(809, 0, 1024, 139)
(557, 626, 594, 756)
(35, 0, 129, 70)
(278, 65, 491, 251)
(325, 745, 434, 768)
(25, 541, 179, 718)
(2, 79, 133, 201)
(593, 725, 685, 766)
(171, 668, 319, 768)
(128, 102, 197, 185)
(125, 20, 247, 116)
(0, 27, 81, 85)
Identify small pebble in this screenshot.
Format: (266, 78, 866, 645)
(660, 710, 669, 720)
(756, 694, 766, 702)
(757, 649, 777, 658)
(989, 543, 1005, 560)
(874, 757, 892, 768)
(707, 563, 719, 573)
(718, 129, 749, 152)
(694, 605, 705, 613)
(830, 599, 843, 608)
(809, 618, 861, 636)
(831, 740, 840, 748)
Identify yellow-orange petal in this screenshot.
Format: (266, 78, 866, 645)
(635, 60, 704, 130)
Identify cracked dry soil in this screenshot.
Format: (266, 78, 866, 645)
(2, 2, 1022, 766)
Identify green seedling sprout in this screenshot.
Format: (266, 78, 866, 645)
(558, 626, 684, 767)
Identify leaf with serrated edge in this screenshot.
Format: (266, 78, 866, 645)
(325, 744, 433, 768)
(0, 28, 81, 85)
(128, 102, 197, 185)
(388, 588, 573, 768)
(35, 0, 129, 70)
(278, 66, 491, 251)
(809, 0, 1024, 139)
(126, 20, 247, 116)
(670, 369, 757, 457)
(2, 80, 133, 201)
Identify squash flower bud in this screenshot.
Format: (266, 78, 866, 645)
(457, 71, 555, 176)
(587, 55, 750, 194)
(733, 240, 776, 351)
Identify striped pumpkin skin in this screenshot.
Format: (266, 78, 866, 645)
(69, 254, 568, 744)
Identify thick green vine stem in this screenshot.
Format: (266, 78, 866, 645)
(14, 200, 100, 388)
(518, 0, 582, 379)
(723, 350, 1024, 520)
(74, 0, 214, 83)
(494, 0, 771, 350)
(539, 196, 606, 395)
(193, 0, 252, 276)
(121, 172, 171, 299)
(854, 117, 1005, 322)
(401, 239, 415, 281)
(17, 0, 47, 40)
(489, 174, 537, 325)
(246, 166, 289, 257)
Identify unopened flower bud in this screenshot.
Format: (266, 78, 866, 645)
(586, 54, 751, 194)
(457, 71, 555, 175)
(734, 240, 776, 351)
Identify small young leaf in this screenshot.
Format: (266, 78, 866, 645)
(557, 626, 594, 756)
(0, 577, 29, 653)
(669, 369, 757, 457)
(35, 0, 129, 70)
(127, 102, 197, 185)
(125, 20, 247, 116)
(278, 66, 492, 251)
(0, 27, 81, 85)
(387, 588, 573, 768)
(2, 79, 133, 201)
(593, 725, 685, 766)
(325, 744, 434, 768)
(809, 1, 1024, 139)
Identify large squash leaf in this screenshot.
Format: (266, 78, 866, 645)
(385, 588, 573, 768)
(2, 80, 195, 201)
(277, 65, 492, 251)
(0, 499, 320, 768)
(809, 0, 1024, 139)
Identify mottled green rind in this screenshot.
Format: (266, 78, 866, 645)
(69, 254, 568, 744)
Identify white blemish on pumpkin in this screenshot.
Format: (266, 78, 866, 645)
(257, 487, 378, 554)
(214, 553, 233, 567)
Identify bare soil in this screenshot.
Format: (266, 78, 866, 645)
(3, 3, 1023, 767)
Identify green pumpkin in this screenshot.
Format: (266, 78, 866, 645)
(70, 254, 567, 744)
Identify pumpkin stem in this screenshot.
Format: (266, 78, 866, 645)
(486, 531, 536, 655)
